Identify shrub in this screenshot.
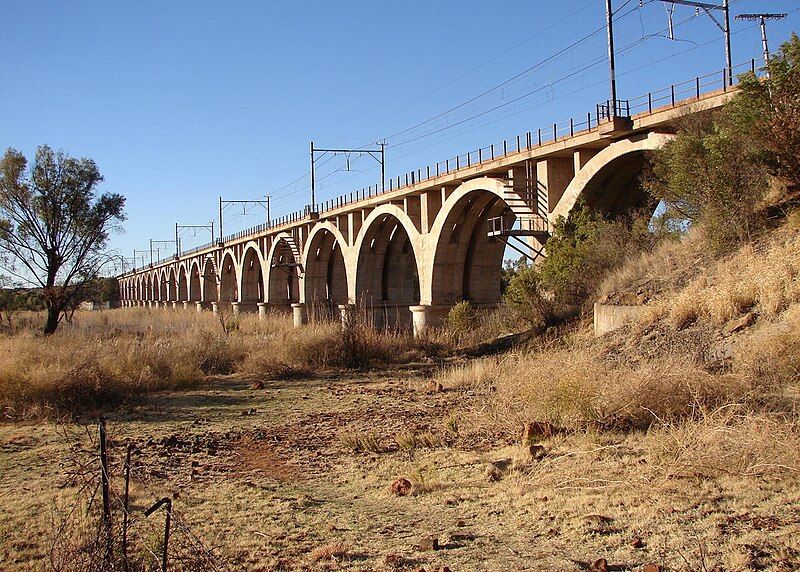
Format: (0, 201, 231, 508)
(445, 300, 477, 338)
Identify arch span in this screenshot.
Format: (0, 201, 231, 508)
(354, 206, 422, 328)
(239, 243, 266, 309)
(265, 233, 300, 310)
(219, 250, 238, 303)
(177, 264, 188, 302)
(424, 177, 513, 307)
(550, 132, 674, 223)
(201, 257, 219, 303)
(301, 223, 350, 317)
(189, 260, 202, 302)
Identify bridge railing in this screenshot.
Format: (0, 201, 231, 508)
(129, 59, 765, 274)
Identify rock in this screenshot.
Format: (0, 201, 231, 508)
(521, 421, 561, 443)
(485, 458, 512, 482)
(423, 380, 443, 394)
(251, 380, 265, 390)
(631, 536, 645, 549)
(455, 519, 466, 527)
(416, 536, 439, 551)
(590, 558, 609, 572)
(527, 444, 547, 461)
(642, 565, 662, 572)
(390, 478, 413, 496)
(723, 312, 756, 336)
(435, 567, 452, 572)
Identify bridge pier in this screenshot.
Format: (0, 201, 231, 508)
(182, 301, 190, 310)
(195, 301, 203, 312)
(257, 302, 268, 320)
(211, 302, 219, 314)
(171, 301, 179, 310)
(231, 302, 240, 316)
(409, 305, 450, 338)
(338, 304, 356, 331)
(291, 303, 307, 328)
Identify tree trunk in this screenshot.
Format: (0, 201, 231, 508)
(43, 306, 60, 335)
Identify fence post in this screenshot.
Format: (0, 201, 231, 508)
(144, 498, 172, 572)
(122, 442, 133, 571)
(99, 418, 113, 566)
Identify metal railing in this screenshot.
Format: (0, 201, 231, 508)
(129, 58, 763, 274)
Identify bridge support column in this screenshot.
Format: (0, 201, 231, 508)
(196, 301, 203, 312)
(257, 302, 268, 320)
(409, 305, 450, 338)
(291, 303, 307, 328)
(171, 301, 178, 310)
(338, 304, 356, 331)
(182, 301, 190, 310)
(231, 302, 240, 316)
(211, 302, 219, 314)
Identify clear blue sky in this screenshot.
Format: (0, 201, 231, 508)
(2, 1, 798, 268)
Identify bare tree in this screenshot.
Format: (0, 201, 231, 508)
(0, 145, 125, 334)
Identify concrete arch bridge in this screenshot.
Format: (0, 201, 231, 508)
(119, 82, 736, 336)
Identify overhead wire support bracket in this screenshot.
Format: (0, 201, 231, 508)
(662, 0, 732, 85)
(310, 141, 385, 210)
(218, 196, 270, 244)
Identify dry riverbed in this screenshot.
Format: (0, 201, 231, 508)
(1, 367, 798, 571)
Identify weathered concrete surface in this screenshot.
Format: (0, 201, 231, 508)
(594, 302, 645, 337)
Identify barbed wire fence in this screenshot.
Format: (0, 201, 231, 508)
(49, 418, 225, 572)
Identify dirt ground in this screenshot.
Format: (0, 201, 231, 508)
(1, 367, 799, 571)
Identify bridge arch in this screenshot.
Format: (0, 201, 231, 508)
(219, 250, 238, 303)
(424, 177, 514, 307)
(550, 132, 674, 223)
(353, 205, 422, 328)
(301, 222, 351, 314)
(177, 264, 188, 302)
(265, 233, 300, 309)
(166, 266, 177, 302)
(239, 242, 266, 307)
(201, 256, 219, 303)
(189, 260, 202, 302)
(157, 269, 168, 302)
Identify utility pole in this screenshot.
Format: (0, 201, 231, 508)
(666, 1, 732, 86)
(735, 13, 788, 70)
(606, 0, 617, 116)
(310, 141, 316, 210)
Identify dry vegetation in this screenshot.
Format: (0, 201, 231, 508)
(3, 220, 800, 570)
(0, 309, 444, 419)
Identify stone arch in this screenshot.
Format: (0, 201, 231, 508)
(239, 242, 266, 308)
(354, 205, 423, 328)
(201, 256, 219, 303)
(550, 132, 674, 223)
(265, 233, 300, 309)
(177, 264, 188, 302)
(189, 260, 202, 302)
(219, 250, 238, 303)
(301, 223, 350, 315)
(166, 267, 177, 302)
(425, 177, 514, 307)
(157, 269, 167, 301)
(146, 274, 154, 301)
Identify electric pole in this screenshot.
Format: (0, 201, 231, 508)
(606, 0, 618, 116)
(735, 13, 788, 70)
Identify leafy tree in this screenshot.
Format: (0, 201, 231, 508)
(729, 33, 800, 187)
(0, 146, 125, 334)
(645, 34, 800, 252)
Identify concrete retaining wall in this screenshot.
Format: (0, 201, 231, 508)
(593, 302, 644, 336)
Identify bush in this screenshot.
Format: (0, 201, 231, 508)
(503, 264, 552, 328)
(445, 300, 477, 338)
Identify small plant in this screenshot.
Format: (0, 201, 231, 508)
(338, 428, 382, 453)
(446, 301, 477, 339)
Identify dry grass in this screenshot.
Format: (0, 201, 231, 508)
(0, 307, 447, 418)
